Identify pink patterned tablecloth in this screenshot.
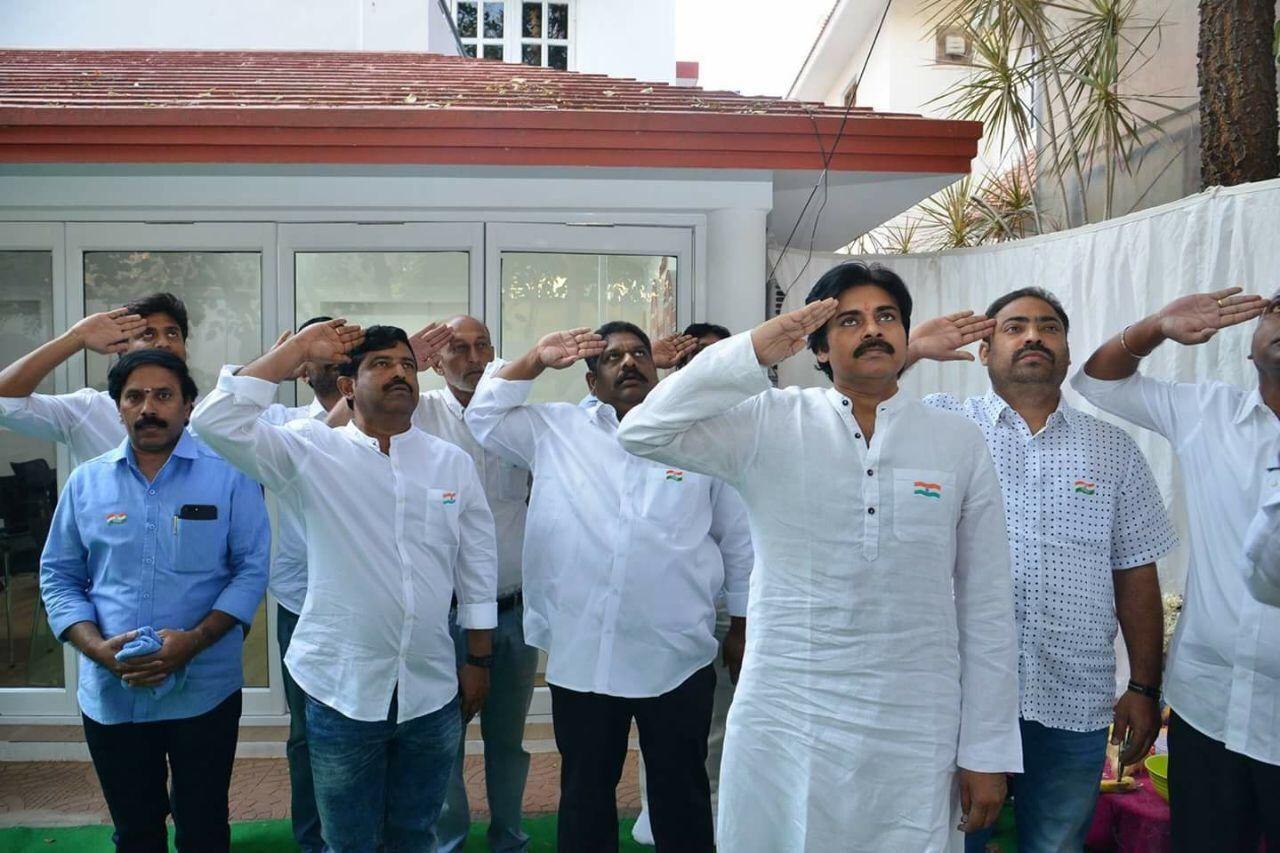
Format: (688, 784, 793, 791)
(1085, 770, 1170, 852)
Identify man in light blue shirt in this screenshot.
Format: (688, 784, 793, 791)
(40, 348, 270, 852)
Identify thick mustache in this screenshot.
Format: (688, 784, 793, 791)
(134, 416, 168, 429)
(1014, 344, 1054, 363)
(382, 379, 412, 392)
(853, 339, 895, 357)
(615, 370, 645, 386)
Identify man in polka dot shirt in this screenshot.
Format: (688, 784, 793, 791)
(914, 287, 1178, 853)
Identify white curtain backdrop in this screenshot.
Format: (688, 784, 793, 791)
(768, 178, 1280, 594)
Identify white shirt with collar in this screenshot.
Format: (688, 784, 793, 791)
(192, 370, 499, 724)
(0, 387, 124, 467)
(925, 391, 1178, 732)
(465, 365, 753, 699)
(258, 397, 330, 615)
(1072, 369, 1280, 765)
(1245, 464, 1280, 607)
(413, 387, 529, 597)
(615, 331, 1021, 852)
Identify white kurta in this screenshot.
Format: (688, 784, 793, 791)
(617, 333, 1022, 852)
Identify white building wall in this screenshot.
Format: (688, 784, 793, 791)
(0, 0, 446, 52)
(572, 0, 676, 83)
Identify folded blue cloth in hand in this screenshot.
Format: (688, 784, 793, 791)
(115, 626, 188, 698)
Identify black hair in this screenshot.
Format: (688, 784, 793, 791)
(299, 315, 334, 331)
(107, 349, 199, 404)
(682, 322, 731, 341)
(585, 321, 652, 374)
(336, 325, 415, 378)
(805, 262, 913, 380)
(983, 287, 1070, 341)
(123, 292, 190, 341)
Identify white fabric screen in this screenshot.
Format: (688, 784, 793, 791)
(769, 178, 1280, 593)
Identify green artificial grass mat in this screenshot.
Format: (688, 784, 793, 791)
(0, 809, 1017, 851)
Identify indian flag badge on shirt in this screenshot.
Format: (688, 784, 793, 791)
(441, 492, 458, 505)
(105, 512, 128, 525)
(912, 481, 942, 499)
(665, 469, 685, 482)
(1073, 479, 1097, 495)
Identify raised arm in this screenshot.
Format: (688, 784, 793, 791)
(617, 301, 835, 483)
(0, 308, 145, 398)
(903, 310, 996, 371)
(466, 328, 604, 468)
(191, 320, 363, 490)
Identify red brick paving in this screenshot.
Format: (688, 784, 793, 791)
(0, 752, 642, 828)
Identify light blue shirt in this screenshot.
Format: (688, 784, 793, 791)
(40, 430, 270, 724)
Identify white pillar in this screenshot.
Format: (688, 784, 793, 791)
(705, 208, 768, 334)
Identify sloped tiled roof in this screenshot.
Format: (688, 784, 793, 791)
(0, 50, 981, 171)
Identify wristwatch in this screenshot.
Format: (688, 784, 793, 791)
(466, 654, 494, 669)
(1126, 679, 1160, 700)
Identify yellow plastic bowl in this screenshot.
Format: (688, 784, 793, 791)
(1145, 753, 1169, 802)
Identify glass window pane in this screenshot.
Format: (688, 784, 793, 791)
(484, 43, 504, 61)
(548, 44, 568, 70)
(82, 250, 267, 685)
(456, 1, 477, 38)
(522, 44, 541, 66)
(294, 251, 470, 401)
(522, 2, 542, 37)
(501, 252, 676, 403)
(0, 250, 65, 689)
(548, 3, 568, 39)
(483, 1, 504, 38)
(462, 43, 477, 58)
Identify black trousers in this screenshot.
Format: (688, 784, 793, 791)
(550, 664, 716, 853)
(82, 690, 242, 853)
(1168, 710, 1280, 852)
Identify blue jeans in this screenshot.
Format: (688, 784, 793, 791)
(278, 605, 326, 853)
(307, 691, 461, 853)
(965, 718, 1108, 853)
(437, 603, 540, 853)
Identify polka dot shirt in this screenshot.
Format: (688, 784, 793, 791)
(924, 391, 1178, 732)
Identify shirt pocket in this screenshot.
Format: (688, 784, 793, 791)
(637, 465, 703, 531)
(1056, 476, 1114, 545)
(892, 468, 958, 542)
(424, 487, 462, 550)
(173, 516, 228, 573)
(496, 461, 530, 503)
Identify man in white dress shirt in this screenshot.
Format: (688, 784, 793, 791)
(411, 315, 540, 853)
(0, 292, 190, 467)
(914, 287, 1176, 852)
(466, 321, 753, 853)
(617, 262, 1022, 852)
(1244, 454, 1280, 608)
(192, 322, 499, 853)
(1073, 286, 1278, 852)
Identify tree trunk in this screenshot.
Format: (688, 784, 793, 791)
(1198, 0, 1279, 187)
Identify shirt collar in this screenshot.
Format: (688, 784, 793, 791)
(336, 421, 419, 451)
(110, 428, 200, 467)
(1234, 387, 1270, 425)
(981, 389, 1076, 430)
(440, 387, 467, 420)
(824, 385, 912, 416)
(306, 398, 327, 420)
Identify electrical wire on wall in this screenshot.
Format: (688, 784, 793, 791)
(766, 0, 896, 313)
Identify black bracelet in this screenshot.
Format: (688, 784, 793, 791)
(466, 653, 494, 669)
(1127, 679, 1160, 700)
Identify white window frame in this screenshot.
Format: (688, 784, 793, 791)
(64, 222, 284, 720)
(453, 0, 576, 70)
(0, 222, 76, 719)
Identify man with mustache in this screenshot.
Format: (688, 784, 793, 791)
(192, 322, 499, 852)
(39, 349, 270, 851)
(0, 292, 191, 467)
(617, 261, 1022, 851)
(1072, 287, 1279, 851)
(466, 321, 753, 853)
(912, 287, 1177, 852)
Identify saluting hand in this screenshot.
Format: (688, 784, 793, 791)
(908, 311, 996, 364)
(750, 298, 839, 366)
(535, 328, 606, 369)
(409, 322, 454, 370)
(652, 333, 699, 369)
(289, 319, 366, 366)
(1157, 287, 1267, 345)
(68, 308, 148, 355)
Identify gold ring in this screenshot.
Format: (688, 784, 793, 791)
(1217, 298, 1224, 308)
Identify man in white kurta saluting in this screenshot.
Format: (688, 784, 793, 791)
(617, 262, 1022, 852)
